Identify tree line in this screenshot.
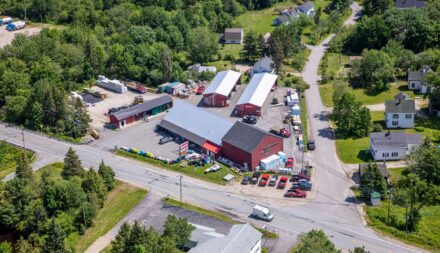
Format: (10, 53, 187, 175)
(0, 148, 116, 252)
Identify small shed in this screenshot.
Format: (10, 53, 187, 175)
(370, 191, 381, 206)
(158, 82, 186, 95)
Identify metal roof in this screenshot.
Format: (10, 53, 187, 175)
(203, 70, 241, 97)
(385, 99, 416, 114)
(158, 100, 234, 146)
(236, 73, 278, 107)
(396, 0, 426, 8)
(370, 132, 422, 149)
(111, 95, 172, 121)
(224, 28, 243, 40)
(253, 56, 275, 72)
(222, 122, 281, 153)
(189, 224, 261, 253)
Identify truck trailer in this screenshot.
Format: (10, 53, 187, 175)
(6, 21, 25, 31)
(0, 17, 12, 25)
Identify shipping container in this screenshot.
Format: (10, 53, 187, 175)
(6, 21, 25, 31)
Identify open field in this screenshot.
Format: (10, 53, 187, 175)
(0, 141, 34, 179)
(319, 81, 416, 108)
(116, 150, 236, 185)
(66, 181, 147, 253)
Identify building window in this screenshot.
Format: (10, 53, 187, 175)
(382, 153, 389, 158)
(391, 152, 398, 157)
(392, 121, 398, 126)
(405, 114, 412, 119)
(411, 83, 415, 88)
(393, 114, 399, 119)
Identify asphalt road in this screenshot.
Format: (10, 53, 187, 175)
(0, 4, 425, 252)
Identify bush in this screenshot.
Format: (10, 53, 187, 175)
(414, 126, 425, 132)
(224, 54, 236, 61)
(373, 123, 383, 132)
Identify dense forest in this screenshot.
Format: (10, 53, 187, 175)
(0, 148, 116, 253)
(0, 0, 288, 138)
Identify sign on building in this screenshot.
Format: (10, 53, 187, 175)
(179, 141, 189, 156)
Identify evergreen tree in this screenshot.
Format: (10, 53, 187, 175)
(111, 222, 132, 253)
(360, 164, 387, 198)
(0, 241, 12, 253)
(61, 148, 84, 179)
(82, 168, 107, 205)
(42, 219, 67, 253)
(294, 229, 340, 253)
(98, 160, 116, 191)
(15, 152, 33, 180)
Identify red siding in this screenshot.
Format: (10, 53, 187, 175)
(109, 115, 137, 128)
(203, 93, 228, 107)
(235, 103, 261, 117)
(222, 134, 283, 171)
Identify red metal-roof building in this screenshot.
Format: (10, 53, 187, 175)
(235, 73, 278, 117)
(221, 122, 283, 170)
(203, 70, 242, 107)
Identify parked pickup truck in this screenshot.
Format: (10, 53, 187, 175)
(259, 174, 270, 186)
(270, 126, 291, 138)
(285, 157, 294, 168)
(285, 189, 307, 198)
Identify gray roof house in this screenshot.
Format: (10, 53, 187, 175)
(370, 131, 423, 161)
(396, 0, 426, 8)
(251, 56, 276, 77)
(224, 28, 244, 44)
(385, 94, 416, 128)
(408, 65, 433, 94)
(188, 64, 217, 73)
(189, 223, 262, 253)
(298, 1, 315, 16)
(273, 1, 314, 26)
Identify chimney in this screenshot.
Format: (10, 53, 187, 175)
(396, 98, 401, 105)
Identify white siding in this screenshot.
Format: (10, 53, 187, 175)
(408, 80, 422, 90)
(371, 147, 408, 161)
(385, 113, 415, 128)
(249, 239, 262, 253)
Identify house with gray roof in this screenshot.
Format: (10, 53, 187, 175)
(370, 131, 422, 161)
(298, 1, 314, 16)
(188, 64, 217, 74)
(384, 94, 416, 128)
(251, 56, 276, 77)
(224, 28, 244, 44)
(408, 65, 433, 94)
(273, 1, 314, 26)
(189, 223, 262, 253)
(396, 0, 426, 8)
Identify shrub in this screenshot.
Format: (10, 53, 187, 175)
(414, 126, 425, 132)
(373, 123, 383, 132)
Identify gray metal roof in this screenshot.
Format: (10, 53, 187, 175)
(111, 95, 173, 121)
(224, 28, 243, 40)
(253, 56, 275, 72)
(408, 65, 432, 81)
(370, 132, 423, 149)
(158, 100, 234, 146)
(276, 14, 291, 24)
(396, 0, 426, 8)
(222, 121, 281, 153)
(189, 224, 261, 253)
(299, 1, 314, 12)
(385, 99, 416, 114)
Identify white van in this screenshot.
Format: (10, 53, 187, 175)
(252, 205, 274, 222)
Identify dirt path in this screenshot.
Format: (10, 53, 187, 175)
(0, 27, 41, 48)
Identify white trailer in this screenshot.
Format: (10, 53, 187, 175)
(0, 17, 12, 25)
(96, 75, 127, 93)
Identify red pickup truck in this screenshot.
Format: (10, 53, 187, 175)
(284, 189, 307, 198)
(277, 176, 288, 189)
(259, 174, 270, 186)
(285, 157, 294, 168)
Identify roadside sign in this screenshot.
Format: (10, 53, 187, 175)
(179, 141, 189, 156)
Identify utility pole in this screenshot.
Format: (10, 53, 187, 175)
(21, 128, 25, 149)
(387, 189, 392, 224)
(179, 173, 183, 206)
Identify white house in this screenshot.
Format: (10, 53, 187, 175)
(408, 65, 433, 94)
(224, 28, 244, 44)
(189, 223, 262, 253)
(370, 131, 422, 161)
(384, 92, 416, 128)
(188, 64, 217, 74)
(298, 1, 315, 16)
(251, 56, 276, 77)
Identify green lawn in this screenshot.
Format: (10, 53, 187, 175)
(33, 162, 64, 180)
(0, 141, 35, 179)
(116, 150, 236, 185)
(336, 136, 371, 164)
(100, 246, 112, 253)
(319, 81, 416, 107)
(162, 197, 239, 224)
(66, 181, 147, 252)
(388, 167, 406, 184)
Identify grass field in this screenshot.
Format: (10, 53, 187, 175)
(335, 136, 371, 164)
(66, 181, 147, 253)
(162, 197, 239, 224)
(116, 150, 236, 185)
(319, 81, 416, 108)
(0, 141, 35, 179)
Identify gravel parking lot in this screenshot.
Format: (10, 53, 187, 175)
(87, 87, 167, 130)
(0, 26, 41, 48)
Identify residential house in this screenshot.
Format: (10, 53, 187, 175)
(251, 56, 276, 77)
(408, 65, 433, 94)
(224, 28, 244, 44)
(188, 64, 217, 74)
(189, 223, 262, 253)
(298, 1, 315, 16)
(384, 92, 416, 128)
(395, 0, 427, 8)
(370, 131, 422, 161)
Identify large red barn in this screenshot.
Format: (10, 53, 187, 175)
(203, 70, 241, 107)
(235, 73, 278, 117)
(221, 121, 283, 170)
